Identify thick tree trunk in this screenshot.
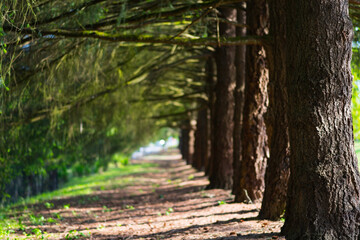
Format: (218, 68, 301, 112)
(234, 0, 269, 202)
(258, 0, 290, 220)
(205, 58, 216, 176)
(208, 7, 236, 189)
(282, 1, 360, 239)
(192, 106, 209, 171)
(232, 5, 246, 196)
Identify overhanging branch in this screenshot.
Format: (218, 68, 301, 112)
(82, 0, 246, 30)
(9, 28, 264, 46)
(151, 108, 200, 119)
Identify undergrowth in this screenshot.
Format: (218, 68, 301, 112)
(0, 161, 158, 239)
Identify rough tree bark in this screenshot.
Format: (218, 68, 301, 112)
(232, 4, 246, 196)
(234, 0, 269, 202)
(192, 105, 209, 171)
(208, 7, 236, 189)
(258, 0, 290, 220)
(282, 1, 360, 239)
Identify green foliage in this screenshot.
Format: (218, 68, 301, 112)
(0, 218, 20, 239)
(352, 52, 360, 140)
(352, 81, 360, 140)
(111, 153, 129, 166)
(355, 141, 360, 166)
(11, 162, 158, 206)
(102, 206, 113, 213)
(165, 207, 174, 215)
(0, 0, 214, 203)
(29, 214, 45, 225)
(46, 217, 56, 223)
(0, 207, 56, 239)
(65, 229, 90, 240)
(63, 204, 70, 209)
(0, 161, 158, 238)
(32, 228, 46, 238)
(52, 212, 63, 220)
(125, 205, 135, 210)
(71, 163, 92, 177)
(44, 202, 54, 209)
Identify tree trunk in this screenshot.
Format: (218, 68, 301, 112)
(208, 7, 236, 190)
(179, 121, 190, 163)
(234, 0, 269, 202)
(188, 120, 195, 165)
(232, 5, 246, 196)
(282, 1, 360, 239)
(258, 0, 290, 220)
(192, 106, 209, 171)
(178, 128, 184, 159)
(205, 57, 216, 176)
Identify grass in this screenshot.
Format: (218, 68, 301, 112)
(0, 161, 159, 239)
(17, 162, 159, 206)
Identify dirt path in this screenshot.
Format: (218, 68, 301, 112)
(14, 151, 284, 239)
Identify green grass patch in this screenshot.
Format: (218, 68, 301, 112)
(18, 162, 158, 205)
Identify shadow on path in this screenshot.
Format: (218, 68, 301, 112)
(11, 150, 284, 240)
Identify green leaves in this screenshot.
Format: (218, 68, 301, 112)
(44, 202, 54, 209)
(117, 1, 127, 25)
(352, 81, 360, 140)
(352, 57, 360, 140)
(65, 229, 90, 240)
(0, 77, 9, 91)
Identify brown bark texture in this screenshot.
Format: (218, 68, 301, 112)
(282, 1, 360, 239)
(234, 0, 269, 202)
(205, 58, 216, 176)
(232, 5, 246, 196)
(192, 106, 209, 171)
(258, 0, 290, 220)
(208, 7, 236, 190)
(188, 120, 195, 165)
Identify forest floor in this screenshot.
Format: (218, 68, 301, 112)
(4, 150, 284, 240)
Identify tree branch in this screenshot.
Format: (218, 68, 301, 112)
(32, 0, 108, 27)
(81, 0, 246, 30)
(8, 28, 264, 46)
(150, 108, 200, 119)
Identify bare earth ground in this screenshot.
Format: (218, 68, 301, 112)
(12, 151, 284, 240)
